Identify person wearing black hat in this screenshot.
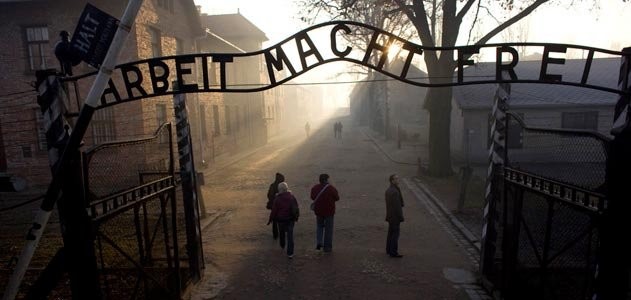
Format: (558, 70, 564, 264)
(266, 172, 285, 239)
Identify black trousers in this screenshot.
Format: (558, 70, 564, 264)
(386, 221, 401, 255)
(272, 220, 278, 239)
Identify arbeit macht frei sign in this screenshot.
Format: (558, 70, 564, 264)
(66, 21, 629, 108)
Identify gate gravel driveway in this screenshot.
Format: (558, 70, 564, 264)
(189, 118, 479, 300)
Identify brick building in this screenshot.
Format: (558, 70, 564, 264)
(0, 1, 284, 192)
(199, 13, 285, 147)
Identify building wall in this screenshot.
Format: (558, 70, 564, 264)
(452, 104, 615, 164)
(0, 0, 205, 189)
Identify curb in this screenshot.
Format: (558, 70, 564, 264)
(411, 178, 481, 252)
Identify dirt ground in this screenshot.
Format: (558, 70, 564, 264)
(189, 117, 480, 299)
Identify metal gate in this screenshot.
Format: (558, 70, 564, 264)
(82, 123, 188, 299)
(496, 112, 609, 299)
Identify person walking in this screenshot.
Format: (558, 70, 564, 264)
(310, 174, 340, 252)
(338, 122, 343, 139)
(333, 122, 339, 138)
(268, 182, 300, 258)
(305, 122, 311, 138)
(385, 174, 404, 258)
(266, 173, 285, 240)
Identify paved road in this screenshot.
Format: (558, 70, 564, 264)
(190, 117, 483, 300)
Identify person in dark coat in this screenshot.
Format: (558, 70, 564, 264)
(385, 174, 404, 258)
(267, 173, 285, 239)
(269, 182, 299, 258)
(310, 173, 340, 252)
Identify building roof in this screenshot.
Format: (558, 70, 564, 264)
(181, 0, 204, 37)
(200, 13, 268, 42)
(453, 57, 620, 110)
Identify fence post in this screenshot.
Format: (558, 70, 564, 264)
(172, 82, 204, 282)
(596, 47, 631, 300)
(479, 76, 510, 289)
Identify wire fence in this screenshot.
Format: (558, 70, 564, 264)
(490, 112, 609, 300)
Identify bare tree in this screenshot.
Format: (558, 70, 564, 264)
(298, 0, 621, 176)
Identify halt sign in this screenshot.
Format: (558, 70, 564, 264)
(70, 3, 119, 68)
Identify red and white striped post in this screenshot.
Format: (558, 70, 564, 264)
(172, 84, 204, 282)
(479, 78, 510, 281)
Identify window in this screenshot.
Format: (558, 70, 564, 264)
(507, 115, 524, 149)
(176, 38, 184, 55)
(92, 107, 116, 144)
(25, 26, 50, 71)
(225, 106, 232, 134)
(149, 27, 162, 57)
(562, 111, 598, 130)
(200, 104, 208, 140)
(34, 109, 47, 150)
(212, 105, 220, 136)
(156, 104, 168, 143)
(157, 0, 174, 12)
(488, 112, 523, 149)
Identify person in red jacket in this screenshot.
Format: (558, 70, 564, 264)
(269, 182, 299, 258)
(310, 174, 340, 252)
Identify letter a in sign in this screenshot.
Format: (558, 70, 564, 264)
(70, 3, 120, 68)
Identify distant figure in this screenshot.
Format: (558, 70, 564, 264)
(310, 173, 340, 252)
(333, 122, 338, 138)
(266, 173, 285, 240)
(385, 174, 404, 258)
(338, 122, 343, 139)
(305, 122, 311, 137)
(269, 182, 300, 258)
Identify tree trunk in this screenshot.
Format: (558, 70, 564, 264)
(423, 55, 455, 177)
(425, 86, 454, 176)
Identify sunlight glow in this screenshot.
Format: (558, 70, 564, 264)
(387, 43, 402, 62)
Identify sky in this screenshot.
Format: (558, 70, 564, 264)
(193, 0, 631, 107)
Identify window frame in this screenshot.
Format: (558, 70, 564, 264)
(91, 107, 116, 144)
(561, 111, 599, 131)
(149, 26, 162, 57)
(23, 25, 50, 72)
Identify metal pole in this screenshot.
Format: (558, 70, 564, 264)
(172, 83, 204, 282)
(2, 1, 144, 299)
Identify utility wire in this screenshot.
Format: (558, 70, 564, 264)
(0, 195, 44, 212)
(0, 89, 37, 98)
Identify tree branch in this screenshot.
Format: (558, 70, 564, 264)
(466, 0, 481, 45)
(474, 0, 549, 46)
(456, 0, 477, 21)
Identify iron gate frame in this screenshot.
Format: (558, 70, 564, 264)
(82, 123, 185, 299)
(497, 112, 610, 299)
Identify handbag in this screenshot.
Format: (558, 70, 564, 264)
(310, 184, 329, 211)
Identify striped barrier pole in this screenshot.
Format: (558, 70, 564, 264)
(3, 72, 74, 299)
(172, 85, 204, 282)
(596, 47, 631, 300)
(479, 78, 510, 281)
